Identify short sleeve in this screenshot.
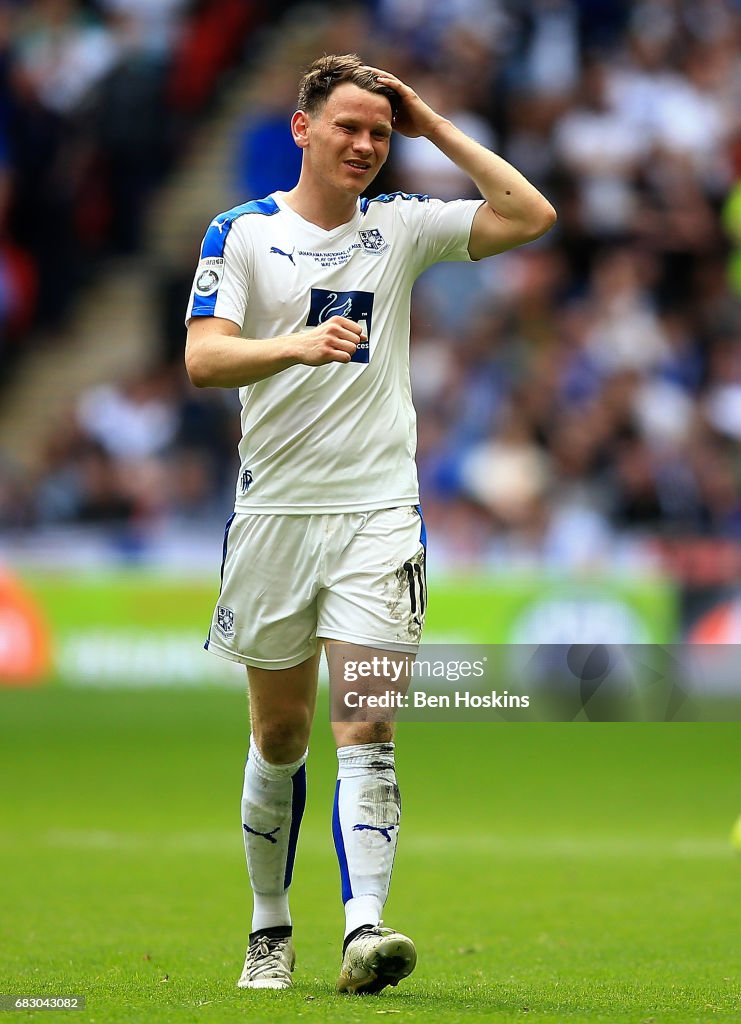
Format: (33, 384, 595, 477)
(185, 217, 251, 328)
(411, 197, 484, 273)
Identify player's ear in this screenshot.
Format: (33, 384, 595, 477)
(291, 110, 310, 149)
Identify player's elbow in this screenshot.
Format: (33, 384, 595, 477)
(540, 200, 558, 232)
(525, 199, 557, 241)
(185, 344, 212, 388)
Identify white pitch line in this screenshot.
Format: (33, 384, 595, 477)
(0, 829, 729, 860)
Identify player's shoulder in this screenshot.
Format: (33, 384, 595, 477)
(360, 191, 431, 216)
(210, 195, 281, 228)
(201, 195, 281, 256)
(360, 192, 435, 236)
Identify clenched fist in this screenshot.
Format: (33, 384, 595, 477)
(299, 316, 366, 366)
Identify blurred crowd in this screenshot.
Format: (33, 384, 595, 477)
(1, 0, 741, 576)
(0, 0, 264, 369)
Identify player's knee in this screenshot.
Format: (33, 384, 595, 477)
(253, 713, 311, 764)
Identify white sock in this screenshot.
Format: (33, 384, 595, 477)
(332, 742, 400, 939)
(241, 736, 307, 934)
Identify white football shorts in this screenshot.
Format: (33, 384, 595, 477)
(205, 505, 427, 670)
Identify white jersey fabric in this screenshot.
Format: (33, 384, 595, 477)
(186, 190, 482, 513)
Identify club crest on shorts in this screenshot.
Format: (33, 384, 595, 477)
(216, 605, 235, 639)
(358, 228, 389, 254)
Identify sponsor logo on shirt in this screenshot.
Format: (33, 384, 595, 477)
(269, 245, 296, 265)
(306, 288, 374, 364)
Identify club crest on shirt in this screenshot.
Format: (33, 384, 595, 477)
(358, 228, 389, 254)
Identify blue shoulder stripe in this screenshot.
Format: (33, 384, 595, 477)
(201, 195, 280, 259)
(360, 191, 430, 214)
(191, 196, 279, 319)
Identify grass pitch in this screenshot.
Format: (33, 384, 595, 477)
(1, 687, 739, 1023)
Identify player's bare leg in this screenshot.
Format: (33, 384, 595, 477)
(327, 641, 417, 994)
(237, 651, 320, 990)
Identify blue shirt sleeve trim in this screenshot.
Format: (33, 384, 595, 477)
(360, 191, 430, 214)
(200, 195, 280, 259)
(190, 196, 279, 319)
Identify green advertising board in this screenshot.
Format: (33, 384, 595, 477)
(1, 571, 677, 688)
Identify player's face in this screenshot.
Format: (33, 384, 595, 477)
(305, 83, 393, 195)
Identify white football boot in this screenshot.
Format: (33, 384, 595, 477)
(337, 925, 417, 994)
(237, 931, 295, 990)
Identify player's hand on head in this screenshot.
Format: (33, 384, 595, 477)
(367, 67, 444, 139)
(301, 316, 364, 366)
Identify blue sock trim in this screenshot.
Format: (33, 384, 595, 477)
(332, 780, 353, 903)
(283, 763, 306, 889)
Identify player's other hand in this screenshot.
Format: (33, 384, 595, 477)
(300, 316, 365, 366)
(367, 67, 445, 139)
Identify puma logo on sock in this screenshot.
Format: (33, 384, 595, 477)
(243, 824, 280, 844)
(352, 823, 397, 843)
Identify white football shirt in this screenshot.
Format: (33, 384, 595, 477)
(186, 190, 482, 513)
